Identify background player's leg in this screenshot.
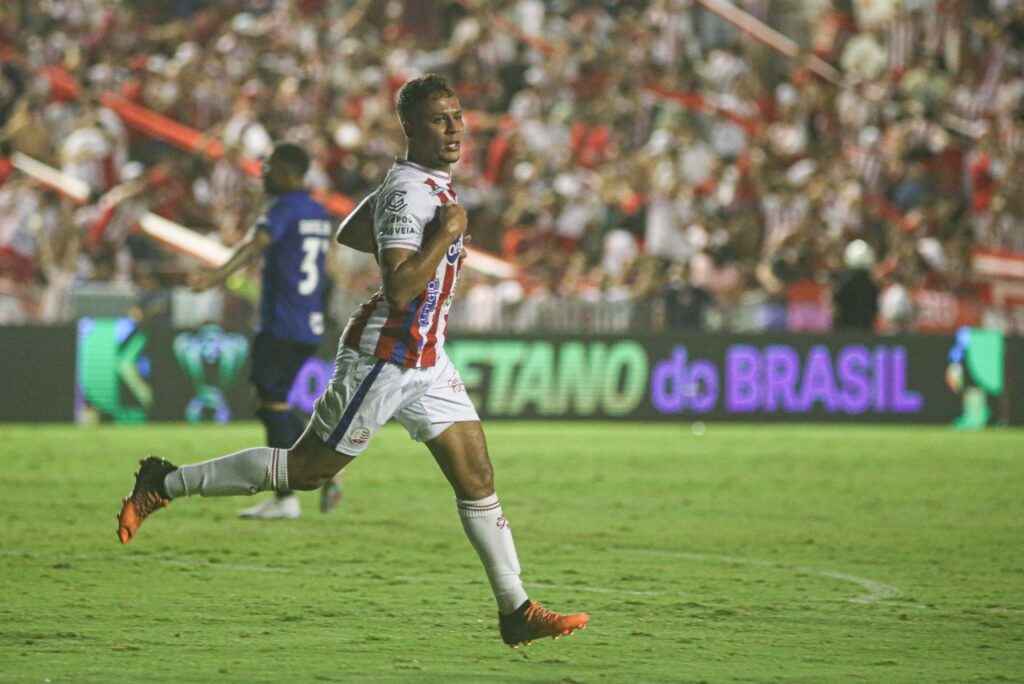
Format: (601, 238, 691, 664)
(244, 333, 304, 516)
(255, 400, 306, 510)
(426, 421, 528, 614)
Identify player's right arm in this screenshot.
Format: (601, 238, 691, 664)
(335, 189, 377, 253)
(190, 224, 272, 292)
(380, 203, 466, 309)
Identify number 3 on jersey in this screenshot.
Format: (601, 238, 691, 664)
(298, 236, 327, 295)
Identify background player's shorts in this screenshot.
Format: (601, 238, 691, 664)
(250, 332, 319, 403)
(309, 347, 479, 456)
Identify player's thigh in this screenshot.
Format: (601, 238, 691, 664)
(308, 347, 402, 457)
(393, 350, 479, 444)
(397, 354, 491, 498)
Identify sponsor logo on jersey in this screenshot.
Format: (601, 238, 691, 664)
(383, 189, 407, 212)
(417, 279, 441, 326)
(380, 213, 417, 236)
(446, 236, 463, 264)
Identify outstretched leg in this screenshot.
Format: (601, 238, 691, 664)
(116, 425, 352, 543)
(426, 421, 589, 647)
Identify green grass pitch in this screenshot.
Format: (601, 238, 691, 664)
(1, 422, 1021, 682)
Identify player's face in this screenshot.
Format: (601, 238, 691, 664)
(406, 95, 463, 171)
(261, 153, 291, 194)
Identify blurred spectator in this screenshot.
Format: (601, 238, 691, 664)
(663, 260, 712, 330)
(833, 239, 880, 330)
(1, 0, 1023, 333)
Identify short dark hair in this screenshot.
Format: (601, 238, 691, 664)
(396, 74, 456, 126)
(272, 142, 310, 177)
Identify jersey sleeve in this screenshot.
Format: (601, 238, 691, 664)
(374, 183, 437, 252)
(254, 197, 292, 243)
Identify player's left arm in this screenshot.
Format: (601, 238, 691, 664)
(190, 225, 272, 292)
(335, 189, 377, 253)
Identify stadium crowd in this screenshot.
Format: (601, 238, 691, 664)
(1, 0, 1022, 333)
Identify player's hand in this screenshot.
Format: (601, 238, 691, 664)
(459, 234, 472, 262)
(189, 270, 217, 292)
(439, 202, 467, 240)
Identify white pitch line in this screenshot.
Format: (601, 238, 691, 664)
(125, 555, 294, 574)
(3, 547, 904, 605)
(606, 548, 903, 604)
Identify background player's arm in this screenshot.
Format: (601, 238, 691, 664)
(380, 203, 466, 309)
(335, 189, 377, 253)
(190, 225, 272, 292)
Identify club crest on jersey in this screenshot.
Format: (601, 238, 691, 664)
(424, 177, 454, 203)
(383, 189, 407, 213)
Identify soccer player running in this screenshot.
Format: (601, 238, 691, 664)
(117, 74, 589, 647)
(188, 142, 342, 519)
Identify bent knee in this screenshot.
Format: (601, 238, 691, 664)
(287, 454, 346, 491)
(457, 467, 495, 500)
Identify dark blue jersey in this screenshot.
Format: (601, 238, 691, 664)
(255, 190, 331, 345)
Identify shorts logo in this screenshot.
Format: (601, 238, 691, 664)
(383, 189, 407, 213)
(448, 375, 464, 393)
(349, 427, 371, 445)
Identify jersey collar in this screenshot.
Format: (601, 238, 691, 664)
(395, 157, 451, 181)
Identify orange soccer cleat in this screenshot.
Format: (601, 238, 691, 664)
(117, 456, 176, 544)
(498, 600, 590, 648)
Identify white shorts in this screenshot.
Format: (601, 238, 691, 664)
(309, 346, 479, 456)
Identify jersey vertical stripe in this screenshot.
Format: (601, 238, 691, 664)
(341, 158, 463, 368)
(419, 259, 457, 368)
(341, 292, 384, 349)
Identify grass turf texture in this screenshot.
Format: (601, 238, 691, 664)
(1, 422, 1021, 683)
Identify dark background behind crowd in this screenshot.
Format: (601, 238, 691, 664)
(1, 0, 1022, 335)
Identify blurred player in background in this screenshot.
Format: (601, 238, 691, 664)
(190, 141, 341, 519)
(118, 75, 589, 648)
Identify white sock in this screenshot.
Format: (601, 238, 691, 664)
(457, 494, 529, 614)
(163, 447, 289, 498)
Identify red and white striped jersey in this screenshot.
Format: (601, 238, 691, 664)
(341, 158, 463, 369)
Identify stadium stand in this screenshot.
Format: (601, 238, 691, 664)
(1, 0, 1022, 333)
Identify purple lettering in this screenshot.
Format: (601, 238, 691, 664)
(288, 358, 333, 413)
(726, 345, 761, 412)
(651, 346, 687, 413)
(764, 346, 800, 412)
(890, 347, 923, 413)
(873, 347, 888, 411)
(837, 346, 870, 413)
(799, 345, 837, 411)
(689, 360, 718, 413)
